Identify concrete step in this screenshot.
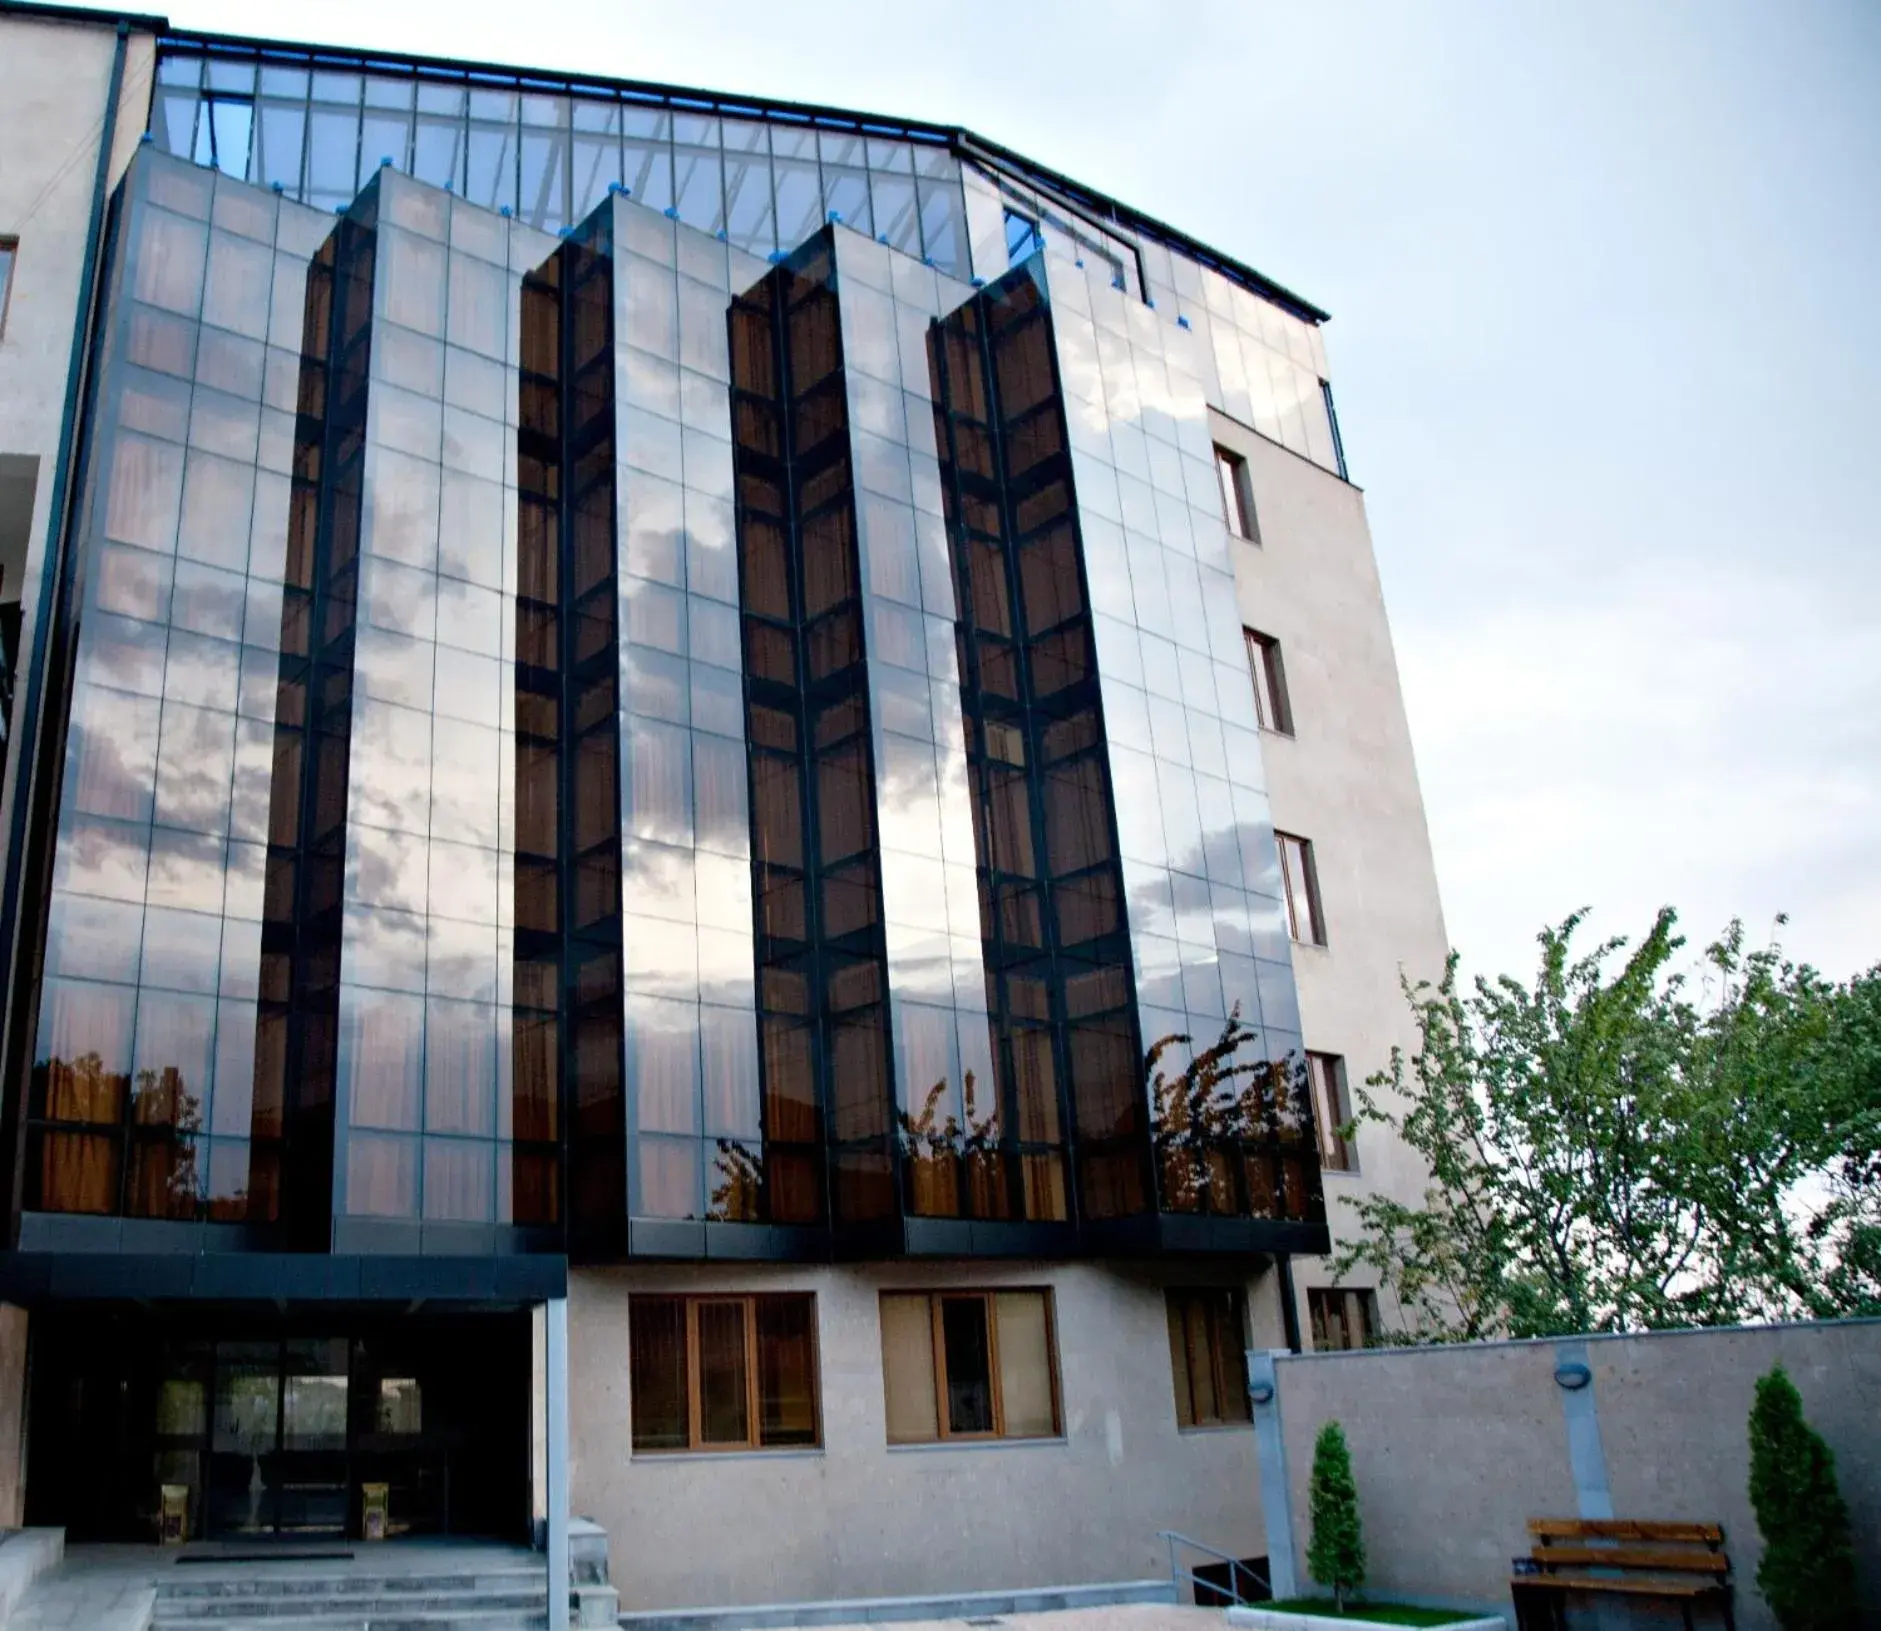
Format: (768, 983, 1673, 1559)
(154, 1590, 545, 1620)
(616, 1578, 1180, 1631)
(153, 1617, 547, 1631)
(159, 1572, 547, 1601)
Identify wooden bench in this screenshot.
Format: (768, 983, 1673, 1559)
(1511, 1518, 1733, 1631)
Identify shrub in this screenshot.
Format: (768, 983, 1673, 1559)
(1747, 1364, 1857, 1631)
(1307, 1420, 1366, 1611)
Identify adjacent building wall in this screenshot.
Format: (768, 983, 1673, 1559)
(570, 1260, 1277, 1610)
(1217, 417, 1451, 1342)
(1267, 1319, 1881, 1628)
(0, 8, 157, 786)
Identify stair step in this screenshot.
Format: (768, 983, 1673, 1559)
(156, 1610, 549, 1625)
(155, 1594, 544, 1618)
(160, 1574, 546, 1600)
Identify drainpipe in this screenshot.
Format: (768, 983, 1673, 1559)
(546, 1295, 570, 1631)
(1275, 1253, 1303, 1353)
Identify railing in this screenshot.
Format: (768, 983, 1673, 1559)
(1157, 1529, 1271, 1607)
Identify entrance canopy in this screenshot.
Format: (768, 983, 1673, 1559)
(0, 1250, 566, 1306)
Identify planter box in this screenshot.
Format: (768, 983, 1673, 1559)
(1227, 1607, 1505, 1631)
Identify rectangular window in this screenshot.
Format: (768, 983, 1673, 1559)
(1166, 1288, 1251, 1428)
(880, 1289, 1060, 1443)
(1277, 831, 1325, 946)
(1308, 1288, 1377, 1352)
(1215, 444, 1257, 542)
(1307, 1052, 1354, 1171)
(1004, 207, 1041, 264)
(628, 1293, 820, 1452)
(0, 238, 16, 338)
(1242, 628, 1292, 735)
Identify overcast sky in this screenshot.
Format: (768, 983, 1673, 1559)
(133, 0, 1881, 984)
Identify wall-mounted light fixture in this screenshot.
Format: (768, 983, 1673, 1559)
(1248, 1379, 1276, 1406)
(1554, 1361, 1592, 1391)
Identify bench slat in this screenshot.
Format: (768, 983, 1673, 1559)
(1512, 1575, 1721, 1599)
(1529, 1545, 1729, 1574)
(1529, 1518, 1723, 1544)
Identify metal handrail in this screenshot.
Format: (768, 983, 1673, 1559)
(1156, 1529, 1271, 1607)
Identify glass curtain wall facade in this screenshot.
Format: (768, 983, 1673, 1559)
(928, 269, 1141, 1233)
(142, 40, 1348, 485)
(149, 49, 971, 280)
(1042, 251, 1323, 1234)
(27, 152, 335, 1235)
(12, 100, 1330, 1260)
(728, 234, 899, 1244)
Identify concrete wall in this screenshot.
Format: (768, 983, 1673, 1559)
(1265, 1319, 1881, 1628)
(570, 1260, 1279, 1610)
(1215, 412, 1451, 1342)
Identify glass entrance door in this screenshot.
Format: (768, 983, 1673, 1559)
(278, 1339, 350, 1533)
(28, 1308, 530, 1542)
(206, 1339, 350, 1536)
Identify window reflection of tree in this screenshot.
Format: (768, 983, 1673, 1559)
(36, 1051, 250, 1221)
(897, 1071, 1002, 1219)
(1147, 1003, 1323, 1222)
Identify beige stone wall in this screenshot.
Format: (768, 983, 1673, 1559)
(1270, 1320, 1881, 1628)
(0, 14, 154, 453)
(1213, 412, 1451, 1342)
(0, 9, 156, 873)
(569, 1260, 1276, 1610)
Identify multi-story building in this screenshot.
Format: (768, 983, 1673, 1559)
(0, 0, 1448, 1612)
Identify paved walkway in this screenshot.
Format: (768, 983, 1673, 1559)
(813, 1609, 1228, 1631)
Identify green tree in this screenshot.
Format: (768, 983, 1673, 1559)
(1747, 1365, 1857, 1631)
(1306, 1421, 1365, 1611)
(1329, 909, 1881, 1340)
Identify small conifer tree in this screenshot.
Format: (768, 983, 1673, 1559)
(1748, 1365, 1857, 1631)
(1306, 1420, 1366, 1612)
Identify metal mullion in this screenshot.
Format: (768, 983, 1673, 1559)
(684, 1297, 702, 1449)
(743, 1295, 761, 1451)
(984, 1289, 1005, 1438)
(927, 1293, 948, 1439)
(1043, 1288, 1063, 1435)
(1175, 1294, 1201, 1426)
(1203, 1298, 1227, 1425)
